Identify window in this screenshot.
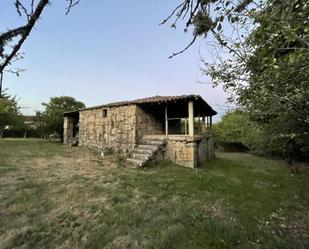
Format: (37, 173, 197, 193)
(102, 109, 108, 118)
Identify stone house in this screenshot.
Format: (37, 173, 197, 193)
(63, 95, 216, 168)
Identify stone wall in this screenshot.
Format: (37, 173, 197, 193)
(135, 106, 164, 143)
(77, 104, 214, 167)
(79, 105, 137, 153)
(165, 135, 214, 168)
(79, 104, 165, 154)
(63, 117, 74, 144)
(143, 134, 214, 168)
(165, 137, 196, 167)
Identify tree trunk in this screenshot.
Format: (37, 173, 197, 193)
(0, 127, 4, 139)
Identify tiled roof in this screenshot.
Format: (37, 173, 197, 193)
(64, 95, 217, 115)
(83, 95, 197, 108)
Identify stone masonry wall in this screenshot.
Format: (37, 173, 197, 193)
(135, 106, 164, 144)
(79, 105, 137, 153)
(163, 135, 214, 168)
(78, 103, 215, 167)
(63, 117, 73, 145)
(143, 134, 214, 168)
(164, 136, 197, 168)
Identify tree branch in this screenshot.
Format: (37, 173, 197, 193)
(65, 0, 80, 15)
(0, 0, 50, 75)
(169, 35, 197, 58)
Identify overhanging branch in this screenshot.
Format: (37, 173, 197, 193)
(0, 0, 49, 74)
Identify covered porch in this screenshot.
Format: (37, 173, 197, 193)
(134, 96, 217, 167)
(136, 95, 216, 138)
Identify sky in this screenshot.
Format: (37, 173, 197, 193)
(1, 0, 232, 122)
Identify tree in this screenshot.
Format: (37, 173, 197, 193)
(0, 91, 21, 138)
(34, 111, 49, 138)
(205, 0, 309, 160)
(41, 96, 85, 140)
(165, 0, 309, 161)
(0, 0, 80, 96)
(213, 110, 262, 151)
(243, 0, 309, 160)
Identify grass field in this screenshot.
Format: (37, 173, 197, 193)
(0, 139, 308, 249)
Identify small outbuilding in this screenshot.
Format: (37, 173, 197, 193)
(64, 95, 216, 168)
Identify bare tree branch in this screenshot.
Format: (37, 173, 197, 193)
(169, 35, 197, 58)
(0, 26, 28, 44)
(15, 0, 31, 20)
(65, 0, 80, 15)
(160, 1, 187, 25)
(0, 0, 81, 98)
(0, 0, 50, 77)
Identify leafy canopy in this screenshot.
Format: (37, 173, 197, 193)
(213, 110, 262, 151)
(41, 96, 85, 137)
(0, 91, 20, 128)
(166, 0, 309, 160)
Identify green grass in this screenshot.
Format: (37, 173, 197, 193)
(0, 139, 308, 249)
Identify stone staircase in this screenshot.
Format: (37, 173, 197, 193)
(126, 139, 166, 167)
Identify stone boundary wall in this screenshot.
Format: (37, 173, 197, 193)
(79, 105, 137, 153)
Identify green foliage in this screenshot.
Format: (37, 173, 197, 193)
(166, 0, 308, 160)
(242, 0, 309, 160)
(213, 110, 262, 151)
(0, 91, 21, 137)
(4, 115, 47, 138)
(198, 0, 309, 161)
(40, 96, 85, 138)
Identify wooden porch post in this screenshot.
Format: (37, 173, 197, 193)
(188, 101, 194, 136)
(210, 115, 212, 130)
(202, 115, 206, 133)
(165, 104, 168, 136)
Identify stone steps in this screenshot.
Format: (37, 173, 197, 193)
(126, 158, 144, 167)
(137, 144, 158, 151)
(134, 148, 153, 154)
(133, 153, 149, 160)
(126, 139, 166, 167)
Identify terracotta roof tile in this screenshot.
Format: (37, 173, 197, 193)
(64, 95, 217, 116)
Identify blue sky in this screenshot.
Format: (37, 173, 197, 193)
(1, 0, 231, 121)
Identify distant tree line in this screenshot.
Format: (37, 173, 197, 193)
(0, 92, 85, 140)
(213, 110, 309, 162)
